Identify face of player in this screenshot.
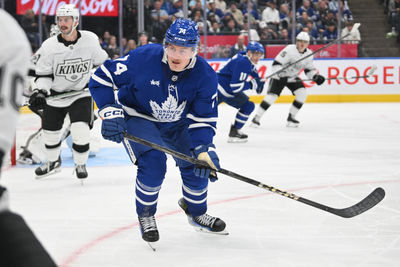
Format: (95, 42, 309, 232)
(57, 16, 78, 38)
(166, 43, 195, 72)
(296, 40, 309, 53)
(248, 51, 263, 65)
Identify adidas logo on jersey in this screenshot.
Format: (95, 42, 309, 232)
(55, 58, 91, 82)
(150, 79, 160, 87)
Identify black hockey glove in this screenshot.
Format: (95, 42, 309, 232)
(313, 74, 325, 85)
(0, 185, 9, 212)
(192, 144, 220, 182)
(29, 89, 48, 110)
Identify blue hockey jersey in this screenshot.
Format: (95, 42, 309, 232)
(217, 52, 261, 97)
(89, 44, 218, 147)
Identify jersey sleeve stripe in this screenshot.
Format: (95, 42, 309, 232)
(186, 113, 218, 122)
(188, 123, 216, 133)
(100, 64, 115, 85)
(91, 73, 113, 87)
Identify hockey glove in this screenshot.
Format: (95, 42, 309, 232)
(313, 74, 325, 85)
(29, 89, 47, 110)
(255, 79, 265, 94)
(0, 185, 9, 212)
(98, 104, 127, 143)
(192, 144, 220, 182)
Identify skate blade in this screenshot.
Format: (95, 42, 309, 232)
(193, 227, 229, 235)
(146, 242, 157, 251)
(35, 168, 61, 179)
(286, 122, 299, 128)
(249, 122, 260, 128)
(227, 137, 248, 143)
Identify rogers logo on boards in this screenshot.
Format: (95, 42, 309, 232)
(17, 0, 118, 17)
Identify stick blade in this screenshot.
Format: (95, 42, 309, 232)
(331, 187, 385, 218)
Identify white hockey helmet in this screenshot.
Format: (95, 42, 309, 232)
(296, 31, 310, 42)
(56, 4, 79, 35)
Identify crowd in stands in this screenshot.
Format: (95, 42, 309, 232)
(16, 0, 360, 58)
(383, 0, 400, 42)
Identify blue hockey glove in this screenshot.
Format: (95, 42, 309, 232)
(29, 89, 47, 110)
(255, 79, 265, 94)
(313, 74, 325, 85)
(98, 104, 127, 143)
(192, 144, 220, 182)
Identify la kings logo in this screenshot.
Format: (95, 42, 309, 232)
(55, 58, 91, 82)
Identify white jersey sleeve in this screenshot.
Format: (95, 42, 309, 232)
(0, 10, 32, 155)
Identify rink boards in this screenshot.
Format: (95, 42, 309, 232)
(19, 58, 400, 114)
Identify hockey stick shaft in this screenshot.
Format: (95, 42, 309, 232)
(262, 23, 361, 82)
(123, 132, 385, 218)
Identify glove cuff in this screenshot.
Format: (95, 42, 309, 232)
(99, 104, 124, 119)
(193, 144, 216, 157)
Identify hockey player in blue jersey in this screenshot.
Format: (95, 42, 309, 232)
(89, 18, 226, 245)
(217, 41, 265, 142)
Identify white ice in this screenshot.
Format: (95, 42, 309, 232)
(1, 103, 400, 267)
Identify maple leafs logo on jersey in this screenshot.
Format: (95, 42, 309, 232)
(55, 58, 91, 82)
(149, 95, 186, 122)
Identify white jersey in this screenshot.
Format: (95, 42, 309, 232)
(0, 10, 32, 155)
(35, 30, 108, 107)
(271, 44, 317, 82)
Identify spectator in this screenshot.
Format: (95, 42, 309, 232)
(169, 0, 183, 15)
(210, 21, 222, 35)
(259, 21, 279, 42)
(388, 0, 400, 33)
(336, 0, 353, 24)
(106, 35, 120, 59)
(21, 9, 39, 50)
(227, 2, 245, 27)
(240, 20, 260, 41)
(261, 0, 280, 33)
(322, 21, 338, 43)
(123, 39, 137, 55)
(278, 28, 291, 44)
(102, 31, 111, 49)
(215, 0, 227, 13)
(241, 0, 260, 25)
(138, 31, 151, 46)
(208, 0, 225, 22)
(301, 26, 315, 44)
(279, 3, 291, 29)
(229, 34, 247, 57)
(296, 0, 318, 22)
(160, 0, 173, 14)
(151, 0, 170, 42)
(222, 18, 241, 33)
(342, 20, 361, 44)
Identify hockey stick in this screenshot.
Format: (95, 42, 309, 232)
(123, 132, 385, 218)
(261, 23, 361, 82)
(301, 65, 377, 82)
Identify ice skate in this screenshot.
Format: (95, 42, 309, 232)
(35, 157, 61, 179)
(17, 149, 35, 165)
(178, 198, 228, 235)
(286, 114, 300, 127)
(249, 117, 261, 128)
(228, 125, 248, 143)
(138, 215, 159, 250)
(74, 164, 88, 179)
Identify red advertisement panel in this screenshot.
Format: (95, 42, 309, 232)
(17, 0, 119, 17)
(199, 35, 248, 59)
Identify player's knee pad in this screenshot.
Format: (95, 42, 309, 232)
(263, 93, 278, 106)
(239, 100, 255, 116)
(136, 150, 167, 187)
(293, 88, 307, 103)
(43, 129, 62, 147)
(70, 122, 90, 145)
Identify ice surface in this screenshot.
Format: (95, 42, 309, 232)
(1, 103, 399, 267)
